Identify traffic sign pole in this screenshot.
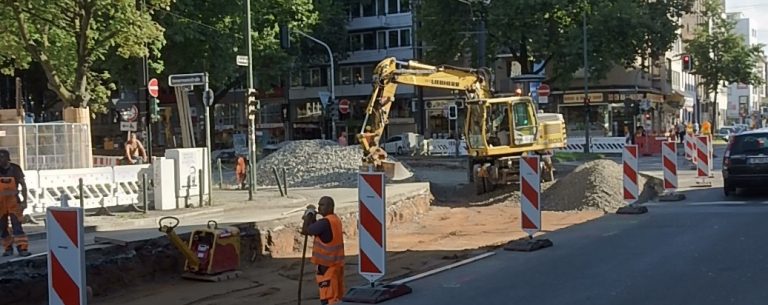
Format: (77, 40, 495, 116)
(146, 78, 159, 163)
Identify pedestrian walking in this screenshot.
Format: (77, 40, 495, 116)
(302, 196, 345, 304)
(0, 149, 30, 257)
(235, 155, 247, 189)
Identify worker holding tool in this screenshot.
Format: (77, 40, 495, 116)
(301, 196, 345, 305)
(0, 149, 30, 257)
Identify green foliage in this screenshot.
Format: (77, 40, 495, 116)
(417, 0, 692, 86)
(0, 0, 172, 114)
(154, 0, 347, 101)
(685, 0, 765, 95)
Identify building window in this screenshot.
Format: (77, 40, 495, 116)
(291, 71, 302, 87)
(387, 28, 411, 48)
(348, 3, 361, 18)
(362, 0, 376, 16)
(377, 31, 387, 49)
(400, 0, 410, 13)
(377, 0, 386, 16)
(363, 32, 376, 50)
(349, 33, 362, 51)
(310, 68, 322, 87)
(387, 0, 399, 14)
(672, 71, 681, 90)
(339, 66, 364, 85)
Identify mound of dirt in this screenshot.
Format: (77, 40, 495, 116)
(542, 159, 658, 212)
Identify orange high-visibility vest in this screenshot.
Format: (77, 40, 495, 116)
(311, 214, 345, 267)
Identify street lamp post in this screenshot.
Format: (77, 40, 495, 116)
(296, 30, 336, 140)
(582, 11, 591, 154)
(246, 0, 256, 200)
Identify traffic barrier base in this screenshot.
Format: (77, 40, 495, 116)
(343, 284, 413, 303)
(659, 192, 686, 202)
(504, 236, 554, 252)
(616, 204, 649, 214)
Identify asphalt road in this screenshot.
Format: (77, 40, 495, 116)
(348, 145, 768, 305)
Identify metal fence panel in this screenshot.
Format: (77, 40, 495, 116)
(0, 123, 89, 170)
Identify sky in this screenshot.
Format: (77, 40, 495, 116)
(726, 0, 768, 52)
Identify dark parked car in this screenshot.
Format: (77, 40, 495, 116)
(722, 128, 768, 196)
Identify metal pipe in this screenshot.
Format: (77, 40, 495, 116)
(78, 178, 84, 208)
(199, 169, 204, 208)
(582, 10, 591, 154)
(282, 167, 288, 196)
(272, 167, 284, 197)
(217, 158, 223, 189)
(142, 173, 148, 214)
(246, 0, 257, 199)
(296, 30, 335, 140)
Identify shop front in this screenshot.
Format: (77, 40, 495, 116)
(291, 99, 324, 140)
(423, 97, 462, 139)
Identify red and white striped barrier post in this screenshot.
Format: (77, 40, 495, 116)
(684, 135, 692, 161)
(504, 156, 553, 252)
(617, 145, 648, 214)
(694, 135, 712, 187)
(47, 207, 87, 305)
(344, 172, 412, 303)
(659, 142, 686, 201)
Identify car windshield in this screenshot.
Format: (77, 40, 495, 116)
(730, 133, 768, 155)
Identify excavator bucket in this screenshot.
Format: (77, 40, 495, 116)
(360, 160, 414, 181)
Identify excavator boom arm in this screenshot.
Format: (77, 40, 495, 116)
(358, 57, 493, 166)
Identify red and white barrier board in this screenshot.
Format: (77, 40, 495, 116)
(684, 135, 692, 161)
(519, 156, 541, 237)
(358, 172, 386, 283)
(662, 141, 678, 192)
(47, 207, 86, 305)
(696, 136, 710, 178)
(623, 145, 639, 204)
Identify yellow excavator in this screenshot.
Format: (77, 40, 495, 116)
(357, 57, 567, 194)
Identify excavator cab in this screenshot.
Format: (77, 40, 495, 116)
(464, 97, 540, 155)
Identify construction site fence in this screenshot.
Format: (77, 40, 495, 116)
(25, 164, 152, 214)
(0, 123, 91, 170)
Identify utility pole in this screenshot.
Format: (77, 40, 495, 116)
(582, 10, 591, 154)
(246, 0, 256, 200)
(141, 0, 153, 162)
(296, 30, 335, 140)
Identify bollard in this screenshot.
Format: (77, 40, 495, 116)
(217, 158, 223, 189)
(142, 173, 148, 214)
(272, 167, 284, 197)
(78, 178, 84, 208)
(248, 160, 253, 201)
(199, 169, 204, 208)
(282, 167, 288, 196)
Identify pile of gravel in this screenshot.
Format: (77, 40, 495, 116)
(255, 140, 407, 188)
(542, 159, 651, 212)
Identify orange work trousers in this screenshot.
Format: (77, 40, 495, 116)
(1, 199, 27, 252)
(316, 264, 344, 305)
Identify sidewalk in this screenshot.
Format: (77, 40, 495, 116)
(1, 182, 430, 265)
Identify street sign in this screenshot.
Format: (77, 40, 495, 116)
(538, 84, 550, 97)
(318, 91, 331, 107)
(236, 55, 249, 67)
(168, 73, 207, 87)
(539, 96, 549, 104)
(509, 61, 522, 78)
(120, 121, 138, 131)
(203, 89, 214, 107)
(121, 105, 139, 122)
(148, 78, 160, 98)
(339, 99, 350, 114)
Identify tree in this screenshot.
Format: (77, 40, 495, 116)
(685, 0, 765, 128)
(416, 0, 692, 86)
(0, 0, 172, 114)
(153, 0, 348, 103)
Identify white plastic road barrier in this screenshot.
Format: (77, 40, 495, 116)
(662, 141, 678, 192)
(623, 145, 639, 204)
(47, 207, 86, 305)
(519, 156, 541, 237)
(696, 136, 711, 180)
(358, 172, 386, 283)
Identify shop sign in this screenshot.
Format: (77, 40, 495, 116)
(563, 93, 603, 104)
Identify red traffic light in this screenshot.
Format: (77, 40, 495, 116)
(682, 55, 689, 62)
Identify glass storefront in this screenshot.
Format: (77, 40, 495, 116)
(559, 104, 611, 137)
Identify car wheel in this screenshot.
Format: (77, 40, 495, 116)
(397, 147, 404, 155)
(724, 181, 735, 197)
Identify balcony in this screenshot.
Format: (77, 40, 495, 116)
(347, 13, 412, 31)
(289, 83, 415, 100)
(341, 47, 414, 64)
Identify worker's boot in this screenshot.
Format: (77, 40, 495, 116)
(2, 248, 13, 257)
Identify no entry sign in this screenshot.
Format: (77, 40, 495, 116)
(148, 78, 159, 98)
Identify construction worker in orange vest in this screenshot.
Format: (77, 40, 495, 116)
(0, 149, 30, 257)
(302, 196, 345, 304)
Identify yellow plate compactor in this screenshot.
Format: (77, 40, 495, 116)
(159, 216, 243, 281)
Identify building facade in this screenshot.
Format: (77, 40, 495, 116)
(726, 12, 767, 127)
(288, 0, 418, 143)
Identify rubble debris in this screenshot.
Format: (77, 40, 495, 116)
(542, 159, 657, 213)
(255, 140, 411, 188)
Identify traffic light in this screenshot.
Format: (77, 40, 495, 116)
(246, 89, 260, 120)
(682, 54, 693, 72)
(448, 105, 458, 120)
(328, 102, 340, 121)
(149, 97, 160, 123)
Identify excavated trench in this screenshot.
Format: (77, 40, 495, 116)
(0, 190, 432, 305)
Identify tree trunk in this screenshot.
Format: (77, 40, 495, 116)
(63, 107, 93, 168)
(711, 88, 718, 132)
